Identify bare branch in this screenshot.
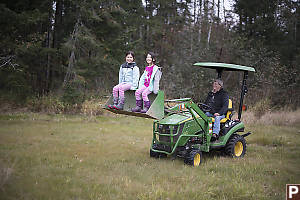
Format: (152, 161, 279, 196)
(0, 55, 18, 69)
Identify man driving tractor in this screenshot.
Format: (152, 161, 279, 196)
(204, 79, 229, 138)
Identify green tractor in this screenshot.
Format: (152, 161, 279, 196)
(150, 62, 255, 166)
(104, 62, 255, 166)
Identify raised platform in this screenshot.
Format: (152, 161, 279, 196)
(104, 90, 165, 120)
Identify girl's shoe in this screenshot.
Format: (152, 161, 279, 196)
(108, 97, 118, 109)
(141, 101, 150, 113)
(113, 98, 125, 110)
(131, 100, 143, 112)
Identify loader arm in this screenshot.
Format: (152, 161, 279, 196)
(168, 101, 211, 152)
(166, 99, 211, 132)
(186, 102, 212, 152)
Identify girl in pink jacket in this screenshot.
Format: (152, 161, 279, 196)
(132, 52, 159, 113)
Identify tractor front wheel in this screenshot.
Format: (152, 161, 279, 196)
(225, 134, 246, 157)
(150, 144, 167, 158)
(184, 150, 203, 166)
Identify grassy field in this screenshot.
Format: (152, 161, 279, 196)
(0, 111, 299, 200)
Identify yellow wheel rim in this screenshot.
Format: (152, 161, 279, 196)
(234, 141, 243, 157)
(193, 153, 201, 166)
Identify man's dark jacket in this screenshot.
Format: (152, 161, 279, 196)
(205, 88, 229, 115)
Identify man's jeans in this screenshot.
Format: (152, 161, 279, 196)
(205, 112, 225, 135)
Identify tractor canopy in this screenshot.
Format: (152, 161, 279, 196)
(193, 62, 255, 72)
(194, 62, 256, 120)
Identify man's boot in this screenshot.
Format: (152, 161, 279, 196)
(108, 97, 118, 109)
(141, 101, 150, 113)
(131, 100, 143, 112)
(113, 97, 125, 110)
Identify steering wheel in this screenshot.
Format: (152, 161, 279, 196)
(198, 103, 212, 112)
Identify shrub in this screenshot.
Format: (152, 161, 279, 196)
(250, 98, 271, 118)
(81, 98, 104, 117)
(61, 79, 86, 105)
(27, 94, 65, 114)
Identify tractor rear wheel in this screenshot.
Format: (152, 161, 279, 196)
(184, 150, 202, 166)
(225, 134, 246, 157)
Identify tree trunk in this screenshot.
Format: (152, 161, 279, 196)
(207, 21, 212, 48)
(45, 3, 53, 94)
(198, 0, 202, 43)
(191, 0, 197, 53)
(217, 0, 220, 24)
(63, 18, 80, 86)
(53, 0, 63, 49)
(223, 0, 227, 27)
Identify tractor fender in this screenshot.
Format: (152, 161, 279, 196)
(242, 132, 251, 137)
(222, 121, 245, 144)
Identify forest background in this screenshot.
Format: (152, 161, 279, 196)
(0, 0, 299, 113)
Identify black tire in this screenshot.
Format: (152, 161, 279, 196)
(225, 134, 246, 158)
(150, 148, 159, 158)
(150, 144, 167, 158)
(184, 149, 203, 166)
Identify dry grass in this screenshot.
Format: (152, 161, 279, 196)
(0, 164, 14, 189)
(0, 110, 299, 200)
(0, 94, 108, 116)
(81, 98, 105, 117)
(242, 109, 300, 126)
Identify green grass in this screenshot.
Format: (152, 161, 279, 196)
(0, 113, 299, 200)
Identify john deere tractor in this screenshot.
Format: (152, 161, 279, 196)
(105, 62, 255, 166)
(150, 62, 255, 166)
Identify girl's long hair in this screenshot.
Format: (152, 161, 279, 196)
(147, 52, 157, 64)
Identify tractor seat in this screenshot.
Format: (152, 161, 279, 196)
(211, 99, 233, 123)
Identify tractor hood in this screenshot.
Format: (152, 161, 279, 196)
(159, 113, 191, 125)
